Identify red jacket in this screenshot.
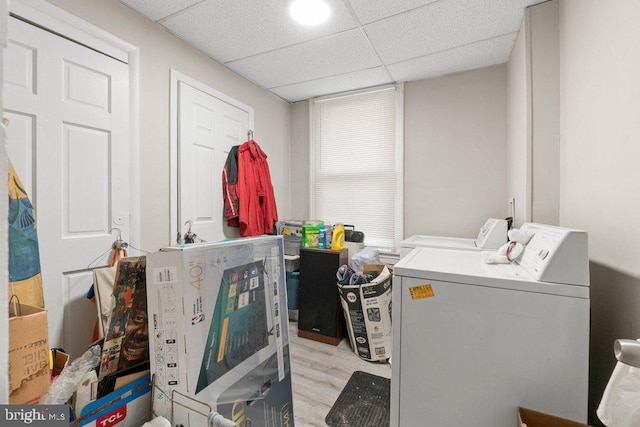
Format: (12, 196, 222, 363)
(237, 140, 278, 237)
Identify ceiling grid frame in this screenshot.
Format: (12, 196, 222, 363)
(118, 0, 547, 102)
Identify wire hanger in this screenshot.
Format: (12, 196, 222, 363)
(85, 228, 130, 269)
(109, 227, 129, 266)
(181, 220, 205, 244)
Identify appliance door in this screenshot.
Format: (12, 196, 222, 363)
(394, 276, 589, 427)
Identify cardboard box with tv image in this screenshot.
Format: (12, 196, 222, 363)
(98, 257, 149, 381)
(147, 235, 295, 427)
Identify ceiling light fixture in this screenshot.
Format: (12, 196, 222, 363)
(290, 0, 330, 25)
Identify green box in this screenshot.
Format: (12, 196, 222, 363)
(302, 221, 323, 248)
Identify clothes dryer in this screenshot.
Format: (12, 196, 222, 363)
(400, 217, 509, 257)
(391, 223, 589, 426)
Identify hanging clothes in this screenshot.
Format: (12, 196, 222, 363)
(222, 145, 240, 227)
(236, 139, 278, 237)
(7, 161, 44, 307)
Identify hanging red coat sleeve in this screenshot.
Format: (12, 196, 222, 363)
(254, 143, 278, 234)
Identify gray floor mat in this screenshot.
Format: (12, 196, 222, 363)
(325, 370, 390, 427)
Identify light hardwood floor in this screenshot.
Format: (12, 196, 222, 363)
(287, 320, 391, 427)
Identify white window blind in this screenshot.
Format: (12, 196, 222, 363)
(310, 85, 403, 253)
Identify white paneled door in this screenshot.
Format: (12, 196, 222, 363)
(178, 81, 249, 242)
(4, 17, 130, 357)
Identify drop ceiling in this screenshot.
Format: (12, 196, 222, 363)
(118, 0, 546, 103)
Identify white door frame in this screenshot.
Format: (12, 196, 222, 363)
(8, 0, 141, 250)
(169, 70, 254, 244)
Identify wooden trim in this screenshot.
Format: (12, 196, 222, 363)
(297, 329, 343, 346)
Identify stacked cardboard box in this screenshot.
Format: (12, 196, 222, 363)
(8, 302, 50, 404)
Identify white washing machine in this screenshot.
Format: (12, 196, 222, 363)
(391, 223, 590, 426)
(400, 217, 509, 257)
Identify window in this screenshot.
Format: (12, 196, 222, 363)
(310, 85, 403, 254)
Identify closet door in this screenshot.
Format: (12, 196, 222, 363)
(178, 81, 249, 242)
(3, 17, 130, 357)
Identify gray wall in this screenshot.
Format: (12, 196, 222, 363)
(404, 65, 508, 238)
(557, 1, 640, 424)
(46, 0, 292, 252)
(289, 65, 509, 241)
(512, 0, 640, 424)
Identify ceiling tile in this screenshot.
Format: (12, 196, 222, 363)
(346, 0, 439, 24)
(387, 32, 517, 83)
(118, 0, 203, 22)
(161, 0, 357, 63)
(226, 29, 382, 90)
(271, 67, 392, 102)
(120, 0, 548, 101)
(365, 0, 539, 64)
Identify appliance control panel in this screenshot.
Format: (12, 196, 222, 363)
(517, 223, 589, 286)
(475, 218, 508, 249)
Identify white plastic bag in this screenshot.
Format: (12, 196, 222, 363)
(39, 345, 101, 405)
(613, 368, 640, 426)
(350, 246, 379, 273)
(598, 361, 640, 427)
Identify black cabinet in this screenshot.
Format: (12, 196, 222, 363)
(297, 248, 348, 345)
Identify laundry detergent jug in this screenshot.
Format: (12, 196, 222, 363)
(331, 224, 345, 251)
